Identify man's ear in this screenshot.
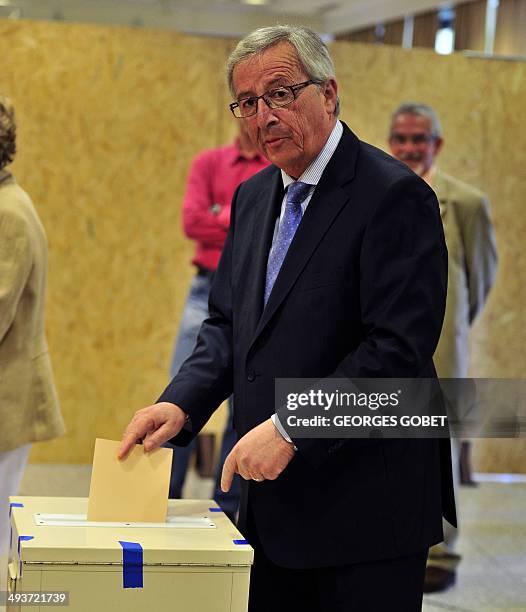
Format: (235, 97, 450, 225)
(323, 78, 338, 115)
(433, 137, 444, 157)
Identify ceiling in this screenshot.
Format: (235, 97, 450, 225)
(0, 0, 468, 36)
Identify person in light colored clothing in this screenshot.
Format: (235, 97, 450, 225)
(389, 101, 498, 593)
(0, 95, 65, 559)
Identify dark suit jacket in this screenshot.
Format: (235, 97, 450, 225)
(159, 123, 456, 569)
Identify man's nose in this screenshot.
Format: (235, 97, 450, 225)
(399, 140, 417, 155)
(256, 99, 278, 129)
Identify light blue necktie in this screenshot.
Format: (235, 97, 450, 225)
(264, 181, 312, 305)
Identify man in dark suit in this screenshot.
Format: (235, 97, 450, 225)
(119, 25, 455, 611)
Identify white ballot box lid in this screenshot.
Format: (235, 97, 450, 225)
(9, 497, 253, 567)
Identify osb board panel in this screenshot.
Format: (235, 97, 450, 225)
(2, 24, 523, 471)
(468, 58, 526, 475)
(216, 39, 241, 148)
(331, 42, 526, 472)
(0, 19, 231, 462)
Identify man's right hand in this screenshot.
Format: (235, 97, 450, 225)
(118, 402, 187, 460)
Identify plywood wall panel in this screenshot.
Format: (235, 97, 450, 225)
(467, 59, 526, 473)
(1, 22, 523, 470)
(331, 41, 526, 472)
(1, 19, 230, 462)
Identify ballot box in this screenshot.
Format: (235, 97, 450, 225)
(7, 496, 253, 612)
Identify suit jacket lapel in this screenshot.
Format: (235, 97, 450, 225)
(243, 168, 284, 341)
(248, 123, 359, 351)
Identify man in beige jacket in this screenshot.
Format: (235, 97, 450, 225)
(389, 102, 498, 593)
(0, 95, 65, 559)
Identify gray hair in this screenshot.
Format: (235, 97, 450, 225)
(390, 102, 443, 139)
(227, 25, 339, 116)
(0, 94, 16, 170)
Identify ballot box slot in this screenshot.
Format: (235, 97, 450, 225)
(22, 561, 251, 568)
(33, 513, 216, 528)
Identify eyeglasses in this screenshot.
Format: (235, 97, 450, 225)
(230, 80, 321, 118)
(389, 133, 436, 145)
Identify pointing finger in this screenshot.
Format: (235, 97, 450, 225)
(221, 451, 237, 492)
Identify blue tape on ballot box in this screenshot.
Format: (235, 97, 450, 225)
(18, 535, 34, 576)
(9, 502, 24, 517)
(18, 535, 34, 555)
(118, 541, 144, 588)
(10, 504, 24, 552)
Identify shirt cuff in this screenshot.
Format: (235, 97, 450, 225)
(271, 414, 297, 451)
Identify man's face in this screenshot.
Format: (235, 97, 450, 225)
(232, 42, 338, 178)
(389, 113, 443, 176)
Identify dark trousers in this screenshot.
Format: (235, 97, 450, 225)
(247, 509, 428, 612)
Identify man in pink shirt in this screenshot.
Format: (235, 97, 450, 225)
(167, 123, 268, 518)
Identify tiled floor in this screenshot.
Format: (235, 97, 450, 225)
(3, 467, 526, 611)
(422, 476, 526, 612)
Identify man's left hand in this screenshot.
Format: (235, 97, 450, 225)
(221, 418, 295, 491)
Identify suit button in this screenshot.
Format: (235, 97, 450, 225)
(247, 370, 256, 382)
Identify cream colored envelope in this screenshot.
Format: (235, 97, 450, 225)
(87, 438, 173, 522)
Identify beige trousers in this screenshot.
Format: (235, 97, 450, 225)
(428, 437, 461, 570)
